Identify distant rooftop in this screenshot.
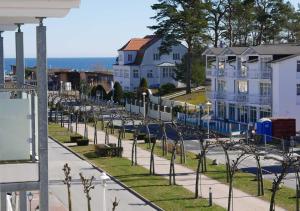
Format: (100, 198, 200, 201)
(203, 44, 300, 56)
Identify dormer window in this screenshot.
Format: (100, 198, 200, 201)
(173, 53, 180, 60)
(128, 54, 133, 62)
(153, 53, 160, 61)
(297, 61, 300, 72)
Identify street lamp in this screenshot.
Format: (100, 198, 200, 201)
(142, 92, 147, 119)
(198, 104, 203, 127)
(206, 101, 212, 138)
(96, 90, 101, 103)
(100, 172, 110, 211)
(27, 192, 33, 211)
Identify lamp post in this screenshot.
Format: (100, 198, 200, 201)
(206, 101, 212, 138)
(142, 92, 146, 119)
(100, 172, 110, 211)
(198, 104, 203, 127)
(96, 90, 100, 103)
(27, 192, 33, 211)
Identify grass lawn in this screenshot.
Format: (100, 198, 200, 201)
(172, 90, 207, 105)
(71, 145, 225, 211)
(48, 123, 224, 211)
(48, 123, 79, 143)
(138, 143, 297, 211)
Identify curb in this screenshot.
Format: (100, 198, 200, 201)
(49, 136, 164, 211)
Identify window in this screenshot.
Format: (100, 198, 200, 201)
(124, 70, 129, 78)
(217, 102, 226, 119)
(260, 83, 271, 96)
(260, 108, 271, 118)
(297, 61, 300, 72)
(217, 80, 226, 92)
(153, 53, 160, 61)
(229, 104, 235, 121)
(128, 54, 133, 62)
(297, 84, 300, 95)
(163, 68, 167, 78)
(114, 70, 119, 77)
(237, 80, 248, 94)
(133, 70, 139, 78)
(173, 53, 180, 60)
(147, 70, 153, 78)
(237, 106, 248, 123)
(250, 107, 257, 123)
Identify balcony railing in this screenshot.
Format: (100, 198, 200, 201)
(249, 95, 272, 106)
(248, 69, 271, 79)
(207, 91, 227, 100)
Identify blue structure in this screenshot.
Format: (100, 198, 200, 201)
(256, 118, 272, 142)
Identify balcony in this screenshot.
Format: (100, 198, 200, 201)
(234, 93, 249, 103)
(207, 91, 227, 100)
(248, 69, 272, 80)
(249, 95, 272, 106)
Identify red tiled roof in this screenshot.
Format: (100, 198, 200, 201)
(120, 38, 152, 51)
(118, 35, 161, 65)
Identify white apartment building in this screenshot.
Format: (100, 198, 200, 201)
(113, 35, 187, 91)
(203, 45, 300, 130)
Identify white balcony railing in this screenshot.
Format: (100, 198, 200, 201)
(248, 69, 271, 79)
(249, 95, 272, 105)
(207, 91, 271, 106)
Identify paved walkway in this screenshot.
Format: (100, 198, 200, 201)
(71, 123, 286, 211)
(48, 138, 156, 211)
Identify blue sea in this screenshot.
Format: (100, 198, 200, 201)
(4, 57, 116, 72)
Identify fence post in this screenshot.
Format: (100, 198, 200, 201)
(264, 134, 267, 148)
(209, 187, 212, 206)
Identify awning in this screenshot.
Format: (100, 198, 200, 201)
(0, 0, 80, 31)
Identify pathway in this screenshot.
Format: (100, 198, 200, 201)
(72, 123, 286, 211)
(48, 138, 156, 211)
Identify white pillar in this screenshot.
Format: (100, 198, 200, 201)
(0, 32, 4, 86)
(19, 191, 27, 211)
(36, 18, 49, 211)
(0, 192, 6, 211)
(16, 25, 25, 87)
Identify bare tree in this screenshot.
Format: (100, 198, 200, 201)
(79, 173, 95, 211)
(150, 139, 156, 175)
(269, 153, 300, 211)
(112, 197, 120, 211)
(131, 129, 138, 166)
(169, 140, 178, 185)
(63, 163, 72, 211)
(160, 122, 169, 156)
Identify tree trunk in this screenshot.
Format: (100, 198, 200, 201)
(67, 185, 72, 211)
(228, 177, 233, 211)
(195, 154, 202, 198)
(186, 46, 192, 94)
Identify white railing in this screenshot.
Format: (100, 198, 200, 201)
(249, 95, 271, 105)
(207, 91, 227, 100)
(248, 68, 271, 79)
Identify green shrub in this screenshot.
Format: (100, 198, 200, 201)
(76, 139, 89, 146)
(159, 83, 176, 95)
(94, 144, 123, 157)
(70, 135, 83, 143)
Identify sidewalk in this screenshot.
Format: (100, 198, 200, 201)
(48, 137, 156, 211)
(72, 123, 286, 211)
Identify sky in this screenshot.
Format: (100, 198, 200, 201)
(2, 0, 299, 58)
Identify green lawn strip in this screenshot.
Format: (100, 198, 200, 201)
(48, 123, 79, 143)
(48, 124, 224, 211)
(87, 121, 134, 140)
(138, 143, 296, 211)
(71, 145, 225, 211)
(172, 91, 207, 105)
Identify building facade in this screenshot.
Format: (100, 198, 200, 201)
(203, 45, 300, 130)
(113, 35, 187, 91)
